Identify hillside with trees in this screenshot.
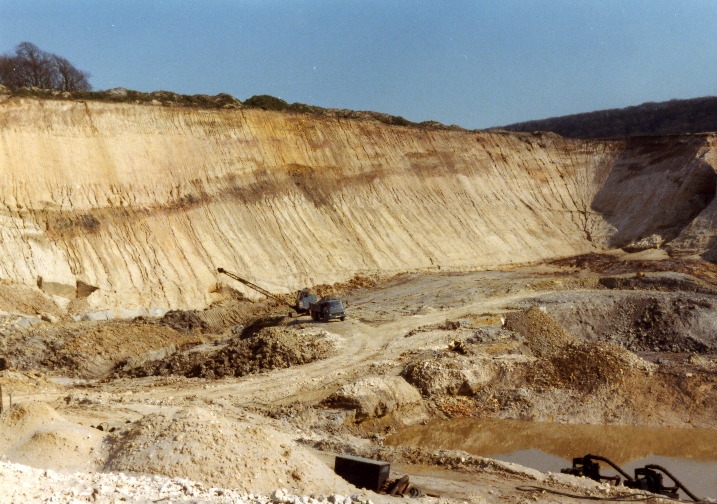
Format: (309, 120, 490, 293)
(498, 96, 717, 138)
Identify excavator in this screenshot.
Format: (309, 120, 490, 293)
(217, 268, 346, 322)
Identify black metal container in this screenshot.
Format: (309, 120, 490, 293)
(334, 455, 390, 492)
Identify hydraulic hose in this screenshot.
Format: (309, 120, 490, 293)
(644, 465, 700, 502)
(584, 454, 635, 482)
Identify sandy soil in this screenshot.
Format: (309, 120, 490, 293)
(1, 252, 716, 502)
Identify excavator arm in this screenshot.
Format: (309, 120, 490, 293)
(217, 268, 295, 311)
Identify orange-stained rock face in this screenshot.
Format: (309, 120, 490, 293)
(0, 97, 715, 310)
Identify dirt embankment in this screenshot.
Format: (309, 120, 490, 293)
(2, 319, 207, 379)
(538, 291, 717, 354)
(0, 296, 280, 379)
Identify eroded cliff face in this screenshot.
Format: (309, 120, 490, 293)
(0, 98, 715, 312)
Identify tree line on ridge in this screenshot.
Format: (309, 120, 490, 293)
(0, 42, 91, 92)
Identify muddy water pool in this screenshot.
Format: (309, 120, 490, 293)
(386, 418, 717, 499)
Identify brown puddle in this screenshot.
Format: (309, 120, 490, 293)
(386, 418, 717, 499)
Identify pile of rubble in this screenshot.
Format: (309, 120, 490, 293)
(120, 327, 335, 379)
(0, 460, 375, 504)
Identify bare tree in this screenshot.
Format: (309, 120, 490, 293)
(0, 56, 18, 88)
(0, 42, 91, 91)
(0, 53, 29, 89)
(15, 42, 54, 88)
(51, 54, 91, 91)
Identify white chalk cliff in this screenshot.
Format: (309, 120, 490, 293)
(0, 97, 715, 312)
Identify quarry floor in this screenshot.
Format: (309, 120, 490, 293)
(1, 250, 716, 503)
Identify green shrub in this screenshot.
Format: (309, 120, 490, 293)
(287, 102, 321, 114)
(244, 94, 289, 111)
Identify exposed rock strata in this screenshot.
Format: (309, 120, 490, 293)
(0, 98, 715, 311)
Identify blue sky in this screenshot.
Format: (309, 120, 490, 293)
(1, 0, 716, 129)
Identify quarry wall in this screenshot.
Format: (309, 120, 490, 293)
(0, 97, 715, 311)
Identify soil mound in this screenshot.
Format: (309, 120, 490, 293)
(193, 297, 264, 333)
(0, 401, 63, 431)
(504, 307, 577, 357)
(312, 274, 380, 298)
(0, 459, 368, 504)
(322, 376, 423, 421)
(0, 281, 62, 320)
(0, 370, 60, 395)
(0, 402, 105, 472)
(239, 315, 288, 340)
(550, 254, 717, 287)
(626, 297, 715, 353)
(599, 273, 717, 295)
(527, 342, 654, 393)
(121, 327, 334, 379)
(160, 310, 209, 333)
(537, 291, 717, 353)
(105, 407, 354, 495)
(402, 354, 498, 397)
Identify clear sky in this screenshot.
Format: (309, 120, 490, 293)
(1, 0, 716, 129)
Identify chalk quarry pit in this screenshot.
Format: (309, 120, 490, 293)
(0, 95, 716, 503)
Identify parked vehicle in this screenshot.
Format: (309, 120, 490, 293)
(217, 268, 346, 322)
(309, 298, 346, 322)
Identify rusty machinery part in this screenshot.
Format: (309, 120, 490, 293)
(387, 475, 410, 496)
(561, 454, 702, 502)
(380, 478, 435, 499)
(408, 487, 424, 498)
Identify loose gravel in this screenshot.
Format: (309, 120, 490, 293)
(0, 460, 375, 504)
